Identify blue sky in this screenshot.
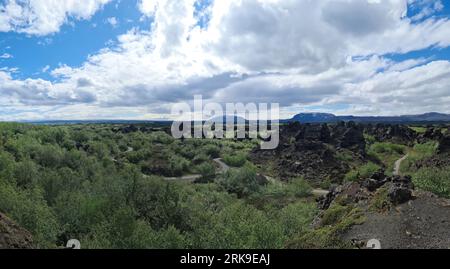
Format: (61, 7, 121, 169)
(1, 0, 450, 120)
(0, 0, 152, 80)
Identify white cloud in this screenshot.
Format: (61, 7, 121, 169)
(0, 0, 112, 35)
(2, 0, 450, 120)
(139, 0, 158, 16)
(42, 65, 50, 73)
(106, 17, 118, 27)
(0, 53, 13, 59)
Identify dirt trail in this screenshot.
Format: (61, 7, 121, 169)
(393, 154, 409, 176)
(160, 158, 330, 197)
(213, 158, 230, 174)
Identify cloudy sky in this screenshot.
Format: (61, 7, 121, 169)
(1, 0, 450, 121)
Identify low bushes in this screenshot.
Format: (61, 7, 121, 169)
(222, 152, 248, 167)
(344, 162, 381, 182)
(368, 142, 406, 156)
(413, 166, 450, 198)
(219, 165, 260, 198)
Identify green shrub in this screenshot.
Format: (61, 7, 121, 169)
(279, 202, 317, 237)
(401, 142, 439, 174)
(288, 177, 313, 198)
(369, 142, 406, 155)
(368, 187, 391, 212)
(168, 155, 190, 177)
(412, 141, 439, 157)
(364, 134, 376, 145)
(287, 204, 364, 249)
(196, 162, 216, 183)
(219, 165, 260, 198)
(409, 126, 427, 134)
(201, 202, 285, 249)
(335, 151, 354, 163)
(192, 153, 209, 165)
(344, 162, 381, 182)
(413, 166, 450, 198)
(203, 144, 221, 158)
(0, 151, 15, 183)
(222, 152, 247, 167)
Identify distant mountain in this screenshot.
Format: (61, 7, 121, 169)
(286, 112, 450, 123)
(18, 112, 450, 125)
(207, 115, 248, 123)
(290, 113, 338, 123)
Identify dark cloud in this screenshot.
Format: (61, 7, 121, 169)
(322, 0, 395, 37)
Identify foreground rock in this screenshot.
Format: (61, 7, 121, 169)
(314, 171, 450, 249)
(0, 213, 34, 249)
(317, 171, 415, 210)
(343, 191, 450, 249)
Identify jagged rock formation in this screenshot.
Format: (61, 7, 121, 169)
(438, 130, 450, 154)
(364, 124, 417, 145)
(0, 213, 34, 249)
(415, 128, 450, 169)
(317, 170, 415, 210)
(417, 126, 444, 143)
(250, 122, 366, 184)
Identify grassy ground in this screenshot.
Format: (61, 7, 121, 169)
(367, 142, 407, 176)
(400, 141, 439, 175)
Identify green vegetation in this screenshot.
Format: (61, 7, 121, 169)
(412, 167, 450, 199)
(363, 134, 376, 145)
(287, 204, 365, 249)
(222, 152, 248, 167)
(196, 162, 216, 183)
(409, 126, 427, 134)
(367, 142, 407, 175)
(218, 164, 261, 198)
(400, 141, 439, 174)
(335, 150, 354, 163)
(247, 178, 313, 212)
(368, 142, 406, 156)
(344, 162, 381, 182)
(368, 187, 391, 212)
(0, 123, 330, 249)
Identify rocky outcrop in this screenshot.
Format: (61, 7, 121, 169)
(415, 129, 450, 169)
(364, 124, 417, 145)
(0, 213, 34, 249)
(387, 176, 414, 205)
(330, 122, 366, 154)
(417, 127, 443, 143)
(438, 132, 450, 154)
(250, 122, 366, 184)
(317, 182, 369, 210)
(318, 171, 415, 210)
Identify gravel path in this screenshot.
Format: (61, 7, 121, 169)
(393, 154, 409, 176)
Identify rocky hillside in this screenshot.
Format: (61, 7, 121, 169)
(286, 112, 450, 124)
(416, 126, 450, 169)
(364, 123, 417, 145)
(250, 122, 366, 184)
(310, 167, 450, 249)
(0, 213, 34, 249)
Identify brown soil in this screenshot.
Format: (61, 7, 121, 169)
(0, 212, 34, 249)
(343, 191, 450, 249)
